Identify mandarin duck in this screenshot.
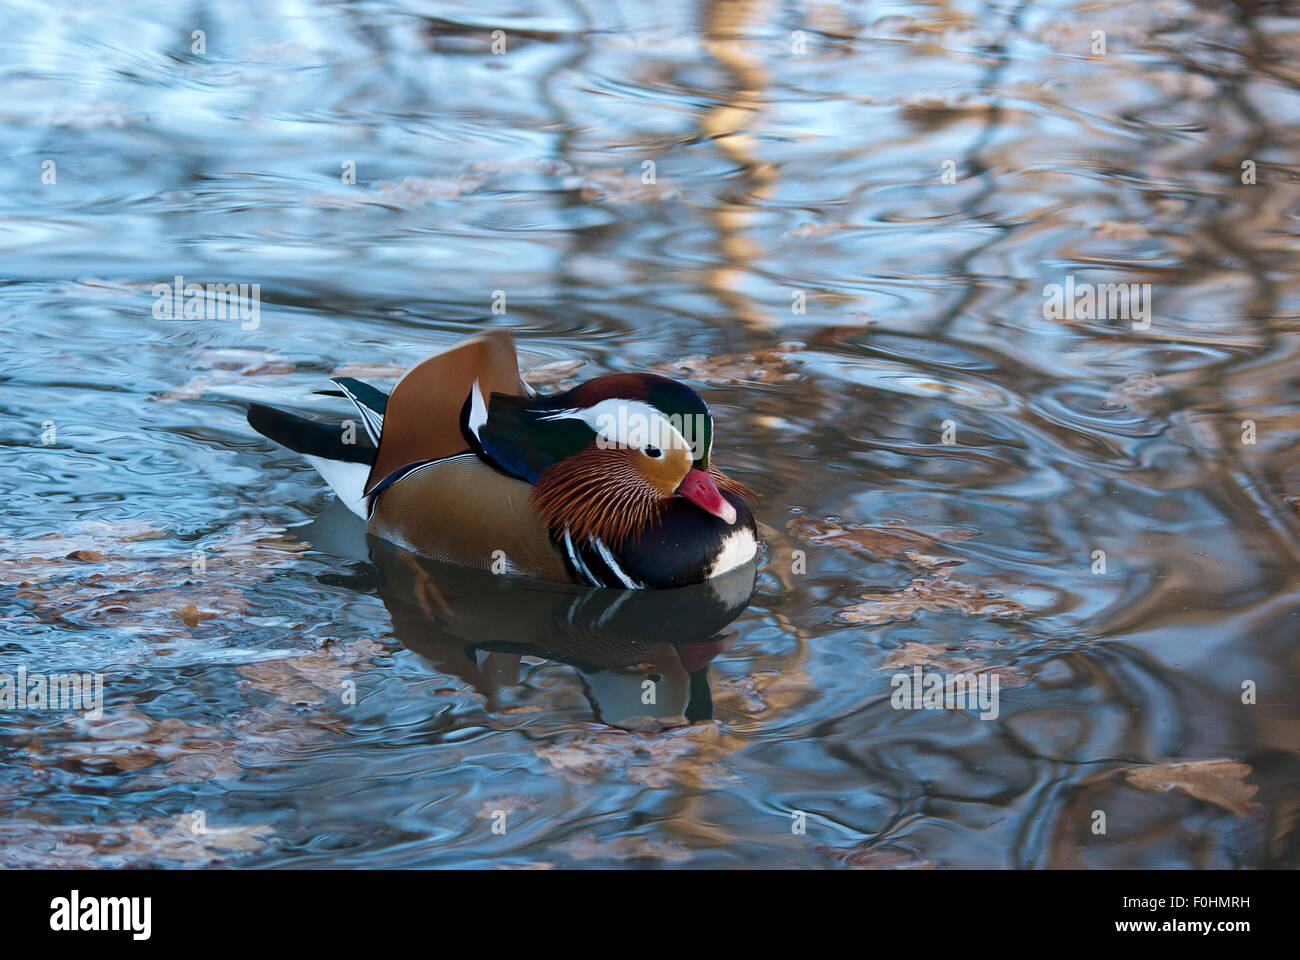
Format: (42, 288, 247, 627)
(247, 331, 758, 589)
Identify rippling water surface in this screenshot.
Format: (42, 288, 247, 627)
(2, 0, 1299, 868)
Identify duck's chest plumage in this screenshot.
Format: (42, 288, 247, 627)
(367, 454, 756, 589)
(561, 496, 757, 589)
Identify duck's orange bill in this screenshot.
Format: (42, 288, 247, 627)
(677, 468, 736, 525)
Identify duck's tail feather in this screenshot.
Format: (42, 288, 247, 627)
(330, 376, 388, 445)
(247, 403, 374, 463)
(247, 403, 375, 519)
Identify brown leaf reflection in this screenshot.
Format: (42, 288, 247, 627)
(714, 668, 819, 715)
(552, 834, 693, 863)
(879, 641, 1031, 689)
(1123, 760, 1261, 818)
(155, 348, 297, 402)
(333, 350, 593, 391)
(1047, 757, 1268, 867)
(521, 358, 586, 391)
(843, 572, 1028, 626)
(32, 704, 342, 789)
(788, 516, 975, 564)
(535, 721, 743, 789)
(8, 518, 306, 636)
(792, 508, 1026, 630)
(816, 844, 937, 870)
(237, 639, 388, 706)
(330, 361, 408, 379)
(655, 345, 804, 384)
(1, 519, 166, 584)
(900, 92, 995, 131)
(0, 816, 270, 869)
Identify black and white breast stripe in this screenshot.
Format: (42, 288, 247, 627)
(560, 527, 646, 590)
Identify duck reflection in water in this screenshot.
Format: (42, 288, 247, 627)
(379, 540, 757, 728)
(310, 502, 758, 729)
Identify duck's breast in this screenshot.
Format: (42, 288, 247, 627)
(367, 453, 572, 582)
(613, 494, 758, 589)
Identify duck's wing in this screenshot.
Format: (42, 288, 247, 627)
(461, 390, 598, 484)
(365, 330, 528, 495)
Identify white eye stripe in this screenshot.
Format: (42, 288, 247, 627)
(540, 399, 705, 455)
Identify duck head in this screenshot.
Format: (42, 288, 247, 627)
(463, 371, 754, 551)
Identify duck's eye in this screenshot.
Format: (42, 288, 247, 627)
(643, 445, 662, 459)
